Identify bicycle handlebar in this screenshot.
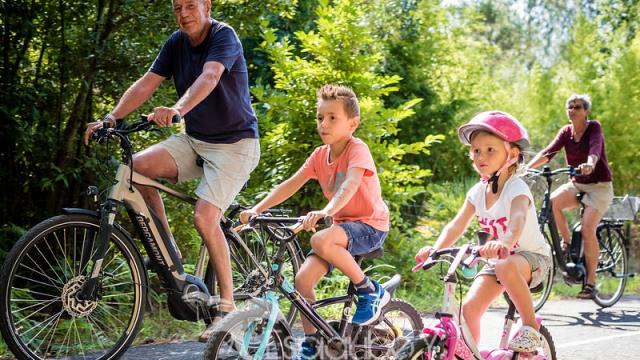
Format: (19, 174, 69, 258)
(412, 244, 508, 272)
(91, 114, 181, 142)
(233, 215, 334, 235)
(526, 166, 582, 178)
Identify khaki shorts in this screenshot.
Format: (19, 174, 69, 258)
(477, 251, 552, 289)
(555, 181, 614, 215)
(156, 133, 260, 212)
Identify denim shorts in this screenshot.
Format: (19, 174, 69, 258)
(308, 221, 387, 273)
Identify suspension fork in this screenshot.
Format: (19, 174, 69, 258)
(77, 199, 119, 301)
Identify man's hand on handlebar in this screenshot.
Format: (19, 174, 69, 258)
(239, 208, 259, 224)
(84, 114, 116, 146)
(148, 106, 180, 127)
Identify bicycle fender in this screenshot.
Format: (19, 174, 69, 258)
(63, 207, 99, 217)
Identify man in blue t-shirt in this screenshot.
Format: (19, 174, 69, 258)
(84, 0, 259, 341)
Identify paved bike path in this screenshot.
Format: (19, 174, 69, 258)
(121, 295, 640, 359)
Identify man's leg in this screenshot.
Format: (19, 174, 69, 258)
(132, 146, 180, 253)
(193, 199, 235, 313)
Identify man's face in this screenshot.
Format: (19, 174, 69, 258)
(172, 0, 210, 39)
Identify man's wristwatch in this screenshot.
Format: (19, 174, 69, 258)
(103, 113, 117, 127)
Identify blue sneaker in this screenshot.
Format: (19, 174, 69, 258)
(351, 280, 390, 325)
(295, 336, 318, 360)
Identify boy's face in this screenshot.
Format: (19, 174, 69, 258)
(316, 100, 358, 145)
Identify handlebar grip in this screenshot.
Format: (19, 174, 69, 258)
(172, 114, 181, 124)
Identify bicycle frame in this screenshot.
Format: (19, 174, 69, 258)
(77, 159, 268, 305)
(419, 245, 544, 360)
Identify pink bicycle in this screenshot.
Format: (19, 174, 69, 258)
(396, 241, 556, 360)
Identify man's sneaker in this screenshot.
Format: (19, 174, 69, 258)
(351, 280, 390, 326)
(508, 325, 543, 353)
(295, 335, 319, 360)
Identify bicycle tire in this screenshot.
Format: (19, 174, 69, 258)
(592, 225, 628, 308)
(357, 298, 424, 358)
(395, 333, 444, 360)
(0, 214, 146, 360)
(202, 304, 292, 359)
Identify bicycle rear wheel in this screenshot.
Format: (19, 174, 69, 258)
(356, 298, 424, 358)
(532, 231, 555, 312)
(0, 214, 146, 360)
(592, 225, 628, 307)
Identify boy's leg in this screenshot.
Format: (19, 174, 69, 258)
(310, 225, 389, 325)
(309, 226, 365, 283)
(462, 275, 503, 343)
(295, 255, 330, 335)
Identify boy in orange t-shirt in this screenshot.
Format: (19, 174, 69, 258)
(240, 84, 390, 359)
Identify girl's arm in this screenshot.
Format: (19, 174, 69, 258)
(482, 195, 529, 257)
(416, 199, 476, 262)
(302, 167, 364, 230)
(240, 168, 310, 223)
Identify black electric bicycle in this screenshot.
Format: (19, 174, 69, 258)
(0, 116, 302, 360)
(204, 215, 424, 359)
(525, 166, 632, 310)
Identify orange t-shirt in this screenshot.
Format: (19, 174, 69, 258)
(301, 137, 389, 231)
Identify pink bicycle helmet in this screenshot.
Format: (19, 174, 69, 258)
(457, 111, 530, 150)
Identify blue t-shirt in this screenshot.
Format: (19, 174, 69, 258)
(149, 20, 258, 143)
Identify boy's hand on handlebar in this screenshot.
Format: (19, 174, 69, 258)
(415, 245, 434, 263)
(239, 209, 259, 224)
(303, 210, 330, 231)
(149, 106, 180, 127)
(480, 241, 509, 259)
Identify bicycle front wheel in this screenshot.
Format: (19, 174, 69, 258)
(395, 333, 444, 360)
(0, 214, 146, 360)
(203, 304, 292, 359)
(593, 225, 628, 307)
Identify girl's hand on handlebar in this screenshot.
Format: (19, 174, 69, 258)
(415, 245, 434, 263)
(149, 106, 180, 127)
(480, 241, 509, 259)
(303, 210, 330, 231)
(239, 209, 259, 224)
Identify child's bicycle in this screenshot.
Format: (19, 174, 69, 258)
(397, 239, 556, 360)
(204, 215, 424, 359)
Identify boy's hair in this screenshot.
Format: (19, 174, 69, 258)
(316, 84, 360, 118)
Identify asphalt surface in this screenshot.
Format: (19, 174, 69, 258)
(119, 295, 640, 359)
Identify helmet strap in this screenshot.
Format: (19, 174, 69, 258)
(482, 141, 518, 194)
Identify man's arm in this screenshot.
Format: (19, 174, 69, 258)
(84, 72, 165, 144)
(150, 61, 225, 126)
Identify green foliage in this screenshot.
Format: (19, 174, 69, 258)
(249, 0, 441, 219)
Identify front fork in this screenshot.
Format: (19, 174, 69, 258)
(77, 199, 119, 301)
